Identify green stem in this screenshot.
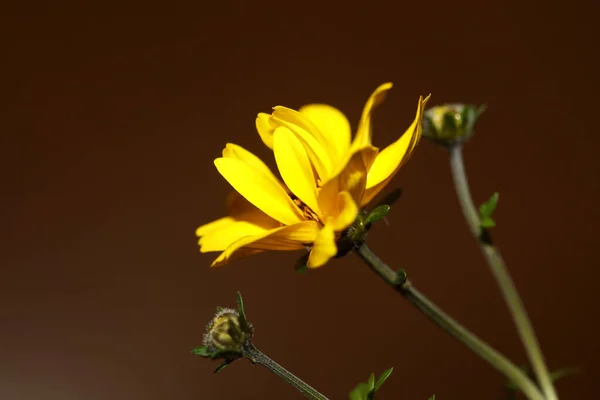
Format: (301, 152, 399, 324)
(449, 145, 557, 400)
(355, 243, 545, 400)
(245, 345, 329, 400)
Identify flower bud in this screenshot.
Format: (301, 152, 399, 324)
(422, 104, 486, 146)
(203, 308, 252, 355)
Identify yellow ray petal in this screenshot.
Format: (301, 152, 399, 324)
(225, 191, 281, 227)
(199, 220, 270, 252)
(307, 224, 337, 268)
(329, 191, 359, 231)
(271, 107, 334, 179)
(299, 104, 351, 160)
(365, 95, 429, 190)
(222, 143, 275, 178)
(214, 157, 303, 225)
(256, 113, 275, 149)
(351, 82, 394, 151)
(196, 217, 235, 237)
(211, 221, 319, 267)
(317, 146, 376, 216)
(273, 126, 321, 216)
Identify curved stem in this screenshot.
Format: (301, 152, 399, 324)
(355, 243, 545, 400)
(449, 145, 557, 400)
(245, 345, 329, 400)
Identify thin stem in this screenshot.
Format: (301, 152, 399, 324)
(449, 145, 557, 400)
(355, 243, 545, 400)
(245, 345, 329, 400)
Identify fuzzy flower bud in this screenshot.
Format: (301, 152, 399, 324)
(203, 308, 252, 355)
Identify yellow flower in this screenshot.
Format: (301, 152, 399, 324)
(197, 83, 430, 268)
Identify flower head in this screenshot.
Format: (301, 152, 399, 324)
(422, 103, 486, 146)
(197, 83, 430, 268)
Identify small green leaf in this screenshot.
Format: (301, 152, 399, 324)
(366, 205, 391, 225)
(480, 216, 496, 228)
(367, 373, 375, 390)
(428, 395, 436, 400)
(479, 192, 499, 220)
(550, 366, 582, 382)
(374, 367, 393, 391)
(349, 382, 371, 400)
(216, 306, 224, 313)
(213, 361, 231, 374)
(191, 346, 211, 357)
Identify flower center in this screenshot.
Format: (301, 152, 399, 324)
(289, 194, 320, 223)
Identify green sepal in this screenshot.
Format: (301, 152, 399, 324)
(210, 349, 242, 360)
(191, 346, 211, 357)
(213, 360, 231, 374)
(479, 192, 499, 228)
(366, 205, 391, 225)
(294, 252, 309, 274)
(236, 291, 250, 333)
(441, 112, 458, 139)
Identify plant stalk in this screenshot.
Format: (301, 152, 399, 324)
(355, 243, 545, 400)
(448, 145, 557, 400)
(246, 345, 329, 400)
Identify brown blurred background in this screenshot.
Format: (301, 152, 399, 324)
(1, 4, 598, 399)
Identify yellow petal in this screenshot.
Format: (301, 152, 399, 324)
(214, 157, 303, 225)
(362, 95, 430, 206)
(271, 107, 334, 179)
(317, 146, 376, 216)
(196, 217, 235, 237)
(199, 220, 270, 252)
(299, 104, 351, 160)
(329, 191, 358, 231)
(256, 113, 275, 149)
(211, 221, 319, 267)
(366, 95, 428, 187)
(222, 143, 274, 178)
(273, 126, 321, 215)
(351, 82, 394, 151)
(307, 224, 336, 268)
(198, 193, 282, 252)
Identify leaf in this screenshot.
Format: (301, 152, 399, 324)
(479, 192, 499, 218)
(216, 306, 224, 313)
(366, 205, 391, 225)
(367, 373, 375, 390)
(428, 396, 436, 400)
(191, 346, 211, 357)
(349, 382, 371, 400)
(374, 368, 393, 391)
(480, 216, 496, 228)
(550, 366, 582, 382)
(350, 369, 393, 400)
